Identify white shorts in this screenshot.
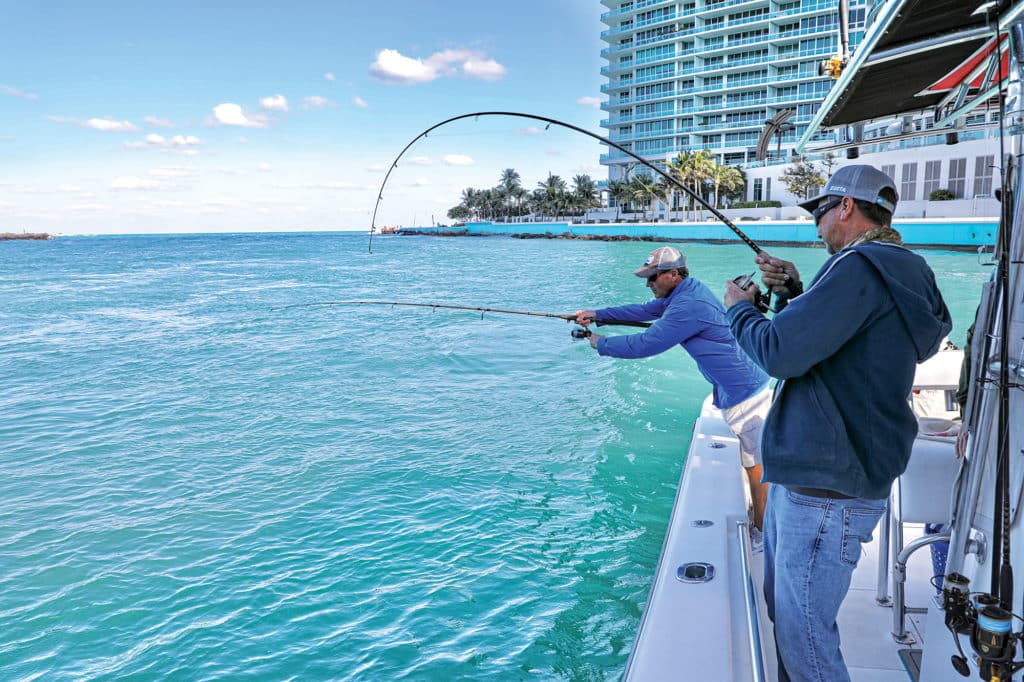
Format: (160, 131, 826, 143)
(721, 386, 772, 468)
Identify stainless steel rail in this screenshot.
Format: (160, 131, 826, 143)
(737, 520, 767, 682)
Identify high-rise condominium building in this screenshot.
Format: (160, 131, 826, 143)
(599, 0, 869, 180)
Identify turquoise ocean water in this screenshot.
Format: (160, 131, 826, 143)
(1, 233, 988, 680)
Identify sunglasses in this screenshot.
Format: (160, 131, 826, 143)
(812, 197, 843, 225)
(647, 271, 667, 283)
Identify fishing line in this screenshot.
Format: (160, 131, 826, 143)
(367, 111, 767, 257)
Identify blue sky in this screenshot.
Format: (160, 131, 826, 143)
(0, 1, 606, 234)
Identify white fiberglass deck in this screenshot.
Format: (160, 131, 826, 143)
(625, 397, 945, 682)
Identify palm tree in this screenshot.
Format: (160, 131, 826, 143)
(480, 188, 500, 220)
(460, 187, 480, 220)
(572, 174, 600, 219)
(537, 174, 568, 221)
(510, 184, 529, 221)
(629, 174, 665, 222)
(669, 151, 712, 221)
(690, 150, 715, 220)
(607, 178, 632, 220)
(708, 163, 744, 209)
(498, 168, 522, 221)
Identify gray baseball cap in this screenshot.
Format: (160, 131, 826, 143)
(633, 246, 687, 277)
(798, 164, 898, 214)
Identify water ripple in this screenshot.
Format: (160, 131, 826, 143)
(0, 234, 989, 680)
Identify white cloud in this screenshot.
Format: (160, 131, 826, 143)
(148, 166, 194, 178)
(83, 118, 139, 132)
(408, 156, 432, 165)
(577, 96, 602, 109)
(303, 96, 333, 109)
(324, 72, 336, 81)
(111, 176, 161, 190)
(144, 116, 175, 128)
(70, 203, 108, 211)
(413, 177, 431, 186)
(56, 184, 81, 192)
(212, 103, 267, 128)
(0, 199, 10, 207)
(307, 181, 361, 189)
(353, 96, 368, 108)
(366, 163, 385, 171)
(260, 94, 289, 112)
(124, 133, 202, 152)
(516, 127, 543, 136)
(370, 49, 436, 84)
(1, 85, 38, 101)
(463, 58, 506, 80)
(369, 48, 507, 85)
(237, 136, 249, 144)
(151, 200, 183, 207)
(271, 180, 369, 190)
(443, 154, 474, 166)
(257, 162, 273, 172)
(545, 149, 561, 156)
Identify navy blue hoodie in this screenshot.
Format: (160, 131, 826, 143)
(727, 242, 952, 499)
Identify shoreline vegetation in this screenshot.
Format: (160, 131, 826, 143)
(1, 232, 50, 241)
(445, 156, 746, 225)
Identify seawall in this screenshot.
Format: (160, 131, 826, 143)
(397, 218, 998, 250)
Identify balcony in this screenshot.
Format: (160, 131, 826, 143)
(776, 0, 835, 17)
(611, 128, 677, 143)
(701, 0, 767, 18)
(770, 23, 838, 43)
(616, 89, 678, 105)
(600, 0, 675, 22)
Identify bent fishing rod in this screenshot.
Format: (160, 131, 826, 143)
(274, 300, 650, 334)
(367, 111, 765, 257)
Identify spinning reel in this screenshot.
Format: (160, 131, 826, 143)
(733, 272, 771, 314)
(943, 573, 1023, 680)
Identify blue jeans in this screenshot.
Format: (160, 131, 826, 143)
(763, 485, 886, 682)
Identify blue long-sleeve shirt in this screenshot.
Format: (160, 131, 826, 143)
(595, 276, 768, 409)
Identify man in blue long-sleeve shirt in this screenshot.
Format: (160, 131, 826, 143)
(573, 245, 772, 529)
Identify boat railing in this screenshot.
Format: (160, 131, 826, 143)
(737, 520, 767, 682)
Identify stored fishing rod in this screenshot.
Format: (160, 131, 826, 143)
(275, 300, 651, 330)
(367, 111, 766, 257)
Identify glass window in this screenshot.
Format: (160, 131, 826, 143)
(753, 178, 763, 202)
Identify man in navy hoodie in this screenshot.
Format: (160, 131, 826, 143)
(724, 165, 951, 682)
(573, 246, 773, 529)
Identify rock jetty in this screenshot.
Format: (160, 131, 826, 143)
(1, 232, 50, 240)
